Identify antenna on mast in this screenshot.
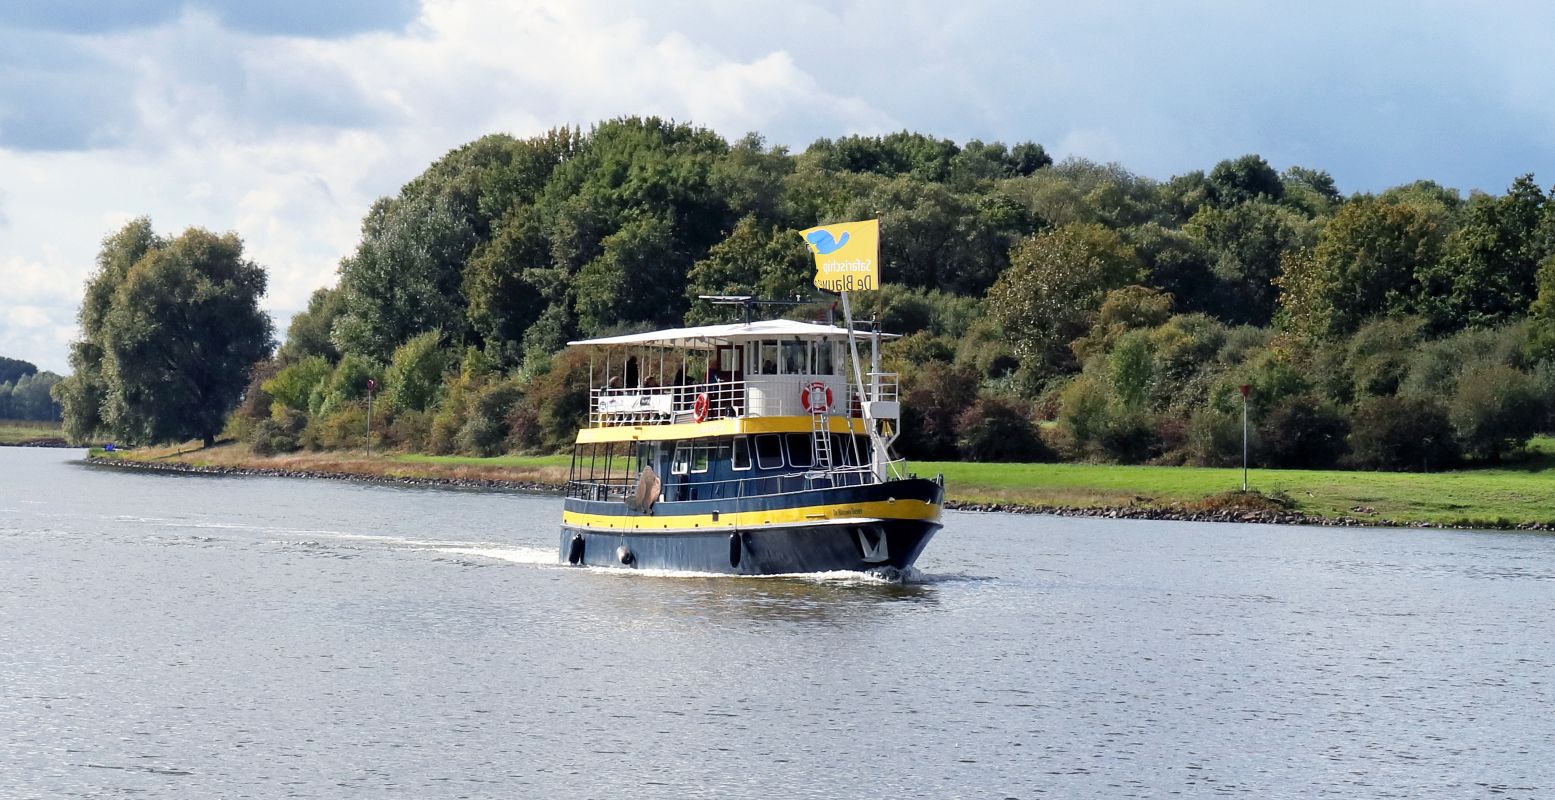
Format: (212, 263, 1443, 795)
(697, 294, 808, 325)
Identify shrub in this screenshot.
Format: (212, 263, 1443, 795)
(1449, 363, 1545, 461)
(1348, 395, 1459, 471)
(228, 358, 282, 442)
(1256, 394, 1349, 468)
(1185, 408, 1246, 467)
(303, 404, 368, 451)
(310, 354, 379, 417)
(455, 379, 524, 456)
(898, 361, 980, 459)
(384, 409, 433, 451)
(250, 408, 307, 456)
(954, 394, 1053, 462)
(263, 356, 331, 413)
(1094, 404, 1161, 463)
(504, 398, 544, 453)
(384, 332, 448, 413)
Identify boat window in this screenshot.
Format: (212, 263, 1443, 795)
(755, 434, 784, 469)
(785, 433, 813, 468)
(781, 341, 807, 374)
(758, 341, 780, 375)
(732, 437, 751, 471)
(671, 443, 690, 475)
(692, 442, 711, 473)
(814, 342, 834, 375)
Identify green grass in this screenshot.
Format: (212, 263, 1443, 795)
(393, 453, 573, 469)
(0, 419, 64, 445)
(916, 450, 1555, 526)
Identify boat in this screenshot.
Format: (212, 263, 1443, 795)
(558, 311, 944, 575)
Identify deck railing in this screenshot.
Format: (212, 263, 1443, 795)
(565, 463, 898, 502)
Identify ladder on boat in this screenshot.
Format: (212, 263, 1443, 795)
(811, 409, 833, 470)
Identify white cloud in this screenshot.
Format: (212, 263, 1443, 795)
(5, 0, 1555, 374)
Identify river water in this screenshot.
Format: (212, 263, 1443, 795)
(0, 447, 1551, 799)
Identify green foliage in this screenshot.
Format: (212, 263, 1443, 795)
(250, 408, 306, 456)
(1348, 396, 1460, 471)
(955, 394, 1053, 462)
(1448, 363, 1546, 461)
(1186, 200, 1313, 325)
(988, 223, 1140, 380)
(1108, 330, 1156, 408)
(278, 287, 344, 363)
(1256, 395, 1349, 469)
(384, 332, 448, 413)
(898, 361, 981, 459)
(59, 219, 272, 446)
(1418, 175, 1550, 331)
(1524, 255, 1555, 361)
(1072, 285, 1174, 360)
(0, 356, 36, 385)
(0, 371, 62, 421)
(263, 356, 331, 413)
(1206, 154, 1284, 207)
(311, 354, 380, 417)
(684, 216, 812, 319)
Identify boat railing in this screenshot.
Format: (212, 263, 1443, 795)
(866, 371, 899, 403)
(565, 465, 882, 502)
(589, 378, 862, 427)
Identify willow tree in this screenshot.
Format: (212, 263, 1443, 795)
(57, 220, 273, 446)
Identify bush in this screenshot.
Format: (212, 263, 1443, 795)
(1185, 408, 1246, 467)
(384, 409, 433, 451)
(310, 354, 380, 417)
(303, 404, 369, 451)
(1094, 405, 1161, 463)
(504, 398, 544, 453)
(455, 379, 524, 456)
(384, 332, 448, 413)
(1449, 363, 1545, 461)
(263, 356, 331, 413)
(1256, 394, 1349, 468)
(1347, 395, 1459, 471)
(899, 361, 980, 459)
(250, 408, 306, 456)
(954, 394, 1053, 462)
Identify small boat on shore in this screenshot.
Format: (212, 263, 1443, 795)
(558, 314, 943, 575)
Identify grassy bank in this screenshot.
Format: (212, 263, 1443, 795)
(92, 438, 1555, 529)
(0, 420, 66, 446)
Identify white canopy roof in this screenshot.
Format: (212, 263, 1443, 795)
(568, 319, 895, 349)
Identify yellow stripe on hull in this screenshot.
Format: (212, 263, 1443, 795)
(576, 415, 868, 444)
(562, 498, 940, 531)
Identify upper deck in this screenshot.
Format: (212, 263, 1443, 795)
(569, 319, 898, 441)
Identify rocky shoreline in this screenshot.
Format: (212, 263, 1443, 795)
(84, 456, 1553, 532)
(1, 438, 72, 448)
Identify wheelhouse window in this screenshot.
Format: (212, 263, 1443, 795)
(671, 443, 690, 475)
(814, 341, 835, 375)
(692, 442, 711, 473)
(785, 433, 813, 468)
(754, 434, 784, 469)
(781, 341, 807, 374)
(757, 341, 780, 375)
(732, 436, 752, 471)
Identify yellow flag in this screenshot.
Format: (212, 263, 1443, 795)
(801, 219, 880, 292)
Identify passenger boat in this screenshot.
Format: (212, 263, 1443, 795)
(558, 313, 944, 575)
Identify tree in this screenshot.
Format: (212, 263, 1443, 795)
(54, 217, 159, 443)
(277, 287, 344, 364)
(1206, 154, 1284, 207)
(60, 222, 273, 446)
(1417, 175, 1548, 331)
(1524, 255, 1555, 361)
(1449, 363, 1545, 461)
(384, 331, 448, 413)
(332, 192, 477, 361)
(987, 223, 1140, 380)
(1186, 200, 1312, 325)
(0, 356, 36, 385)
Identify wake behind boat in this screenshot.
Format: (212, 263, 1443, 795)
(558, 314, 944, 575)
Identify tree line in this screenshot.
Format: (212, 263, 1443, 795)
(0, 356, 63, 422)
(57, 117, 1555, 470)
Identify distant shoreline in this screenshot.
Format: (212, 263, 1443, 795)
(81, 453, 1549, 533)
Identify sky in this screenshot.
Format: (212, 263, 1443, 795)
(4, 0, 1555, 374)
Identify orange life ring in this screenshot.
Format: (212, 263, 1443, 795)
(801, 381, 833, 413)
(693, 392, 710, 422)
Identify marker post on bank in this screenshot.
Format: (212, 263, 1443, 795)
(1239, 383, 1250, 492)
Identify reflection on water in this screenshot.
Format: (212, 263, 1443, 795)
(1, 448, 1552, 799)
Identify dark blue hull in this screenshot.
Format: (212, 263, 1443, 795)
(559, 477, 943, 575)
